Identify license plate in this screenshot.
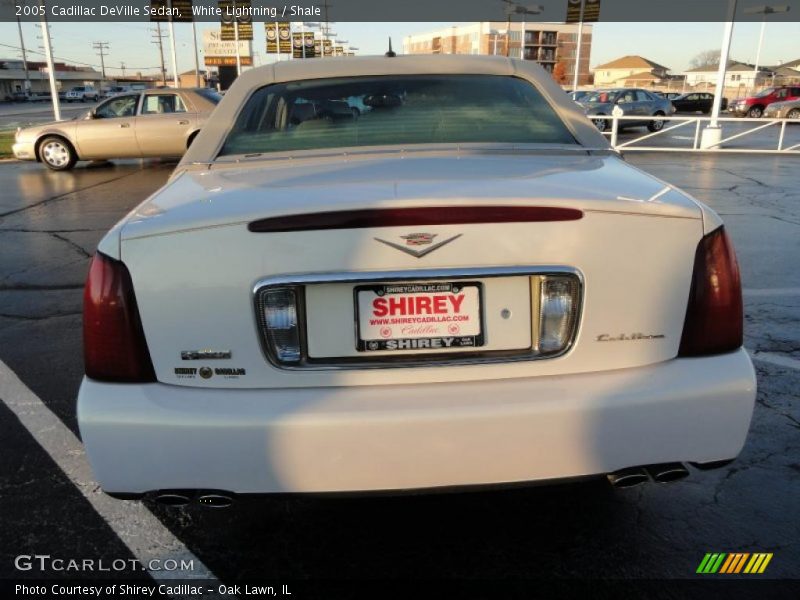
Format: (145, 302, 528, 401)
(355, 282, 484, 352)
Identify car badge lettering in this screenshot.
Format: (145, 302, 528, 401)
(181, 349, 232, 360)
(374, 233, 462, 258)
(596, 333, 666, 342)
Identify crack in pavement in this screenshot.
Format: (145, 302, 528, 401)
(0, 311, 81, 321)
(0, 283, 83, 291)
(50, 232, 93, 259)
(0, 167, 144, 220)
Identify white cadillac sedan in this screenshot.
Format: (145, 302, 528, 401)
(78, 55, 756, 505)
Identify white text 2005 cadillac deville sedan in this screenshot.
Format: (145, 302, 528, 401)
(78, 55, 756, 503)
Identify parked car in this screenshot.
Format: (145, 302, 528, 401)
(12, 87, 221, 170)
(730, 86, 800, 118)
(64, 85, 100, 103)
(670, 92, 727, 113)
(9, 90, 31, 102)
(76, 56, 755, 502)
(568, 90, 590, 103)
(101, 85, 133, 98)
(579, 88, 676, 132)
(763, 98, 800, 120)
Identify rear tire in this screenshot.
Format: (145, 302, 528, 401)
(38, 136, 77, 171)
(787, 109, 800, 120)
(647, 112, 665, 132)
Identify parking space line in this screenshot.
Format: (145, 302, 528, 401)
(0, 359, 220, 590)
(743, 288, 800, 297)
(749, 351, 800, 371)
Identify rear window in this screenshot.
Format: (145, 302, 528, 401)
(219, 75, 576, 156)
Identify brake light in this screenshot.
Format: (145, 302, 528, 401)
(83, 252, 156, 382)
(678, 226, 743, 357)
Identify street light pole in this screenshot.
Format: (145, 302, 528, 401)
(191, 19, 201, 87)
(38, 0, 60, 120)
(701, 0, 737, 148)
(572, 0, 585, 90)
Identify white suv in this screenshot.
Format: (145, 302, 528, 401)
(65, 85, 99, 103)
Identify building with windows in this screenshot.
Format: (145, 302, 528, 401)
(403, 22, 593, 85)
(681, 62, 773, 89)
(0, 59, 102, 100)
(592, 55, 669, 87)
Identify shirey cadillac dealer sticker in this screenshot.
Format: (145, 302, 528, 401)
(356, 282, 484, 352)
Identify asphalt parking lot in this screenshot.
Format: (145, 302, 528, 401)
(0, 152, 798, 595)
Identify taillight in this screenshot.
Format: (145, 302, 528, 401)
(678, 226, 743, 357)
(83, 252, 156, 382)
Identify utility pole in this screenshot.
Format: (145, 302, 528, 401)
(166, 0, 179, 87)
(152, 23, 168, 85)
(92, 41, 109, 80)
(15, 12, 32, 93)
(120, 61, 126, 77)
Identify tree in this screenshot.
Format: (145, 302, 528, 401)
(690, 50, 722, 69)
(552, 62, 568, 84)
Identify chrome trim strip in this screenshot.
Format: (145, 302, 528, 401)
(253, 266, 583, 371)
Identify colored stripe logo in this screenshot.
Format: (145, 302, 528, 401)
(697, 552, 773, 574)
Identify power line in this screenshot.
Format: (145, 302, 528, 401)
(0, 42, 161, 71)
(92, 41, 110, 79)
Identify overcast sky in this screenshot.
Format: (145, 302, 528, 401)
(1, 20, 798, 78)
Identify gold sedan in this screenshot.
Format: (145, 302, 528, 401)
(12, 88, 221, 171)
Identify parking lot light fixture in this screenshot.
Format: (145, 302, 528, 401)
(743, 5, 790, 95)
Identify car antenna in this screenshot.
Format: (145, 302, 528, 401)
(385, 37, 396, 58)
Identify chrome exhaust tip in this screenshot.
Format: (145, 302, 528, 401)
(197, 493, 234, 508)
(645, 462, 689, 483)
(607, 467, 649, 489)
(153, 493, 191, 507)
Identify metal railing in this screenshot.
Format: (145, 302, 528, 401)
(595, 114, 800, 154)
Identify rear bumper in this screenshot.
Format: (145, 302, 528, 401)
(78, 349, 756, 495)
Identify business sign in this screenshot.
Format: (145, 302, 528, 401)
(204, 56, 253, 66)
(566, 0, 601, 23)
(335, 45, 344, 56)
(203, 28, 252, 66)
(323, 39, 333, 57)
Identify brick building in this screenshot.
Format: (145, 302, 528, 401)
(403, 22, 593, 85)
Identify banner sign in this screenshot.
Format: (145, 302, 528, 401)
(278, 21, 292, 53)
(291, 31, 303, 58)
(323, 39, 333, 57)
(265, 21, 278, 53)
(566, 0, 601, 23)
(219, 0, 253, 41)
(304, 31, 316, 57)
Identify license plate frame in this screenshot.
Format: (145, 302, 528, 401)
(354, 281, 485, 353)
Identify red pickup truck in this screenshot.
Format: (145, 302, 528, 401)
(729, 86, 800, 118)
